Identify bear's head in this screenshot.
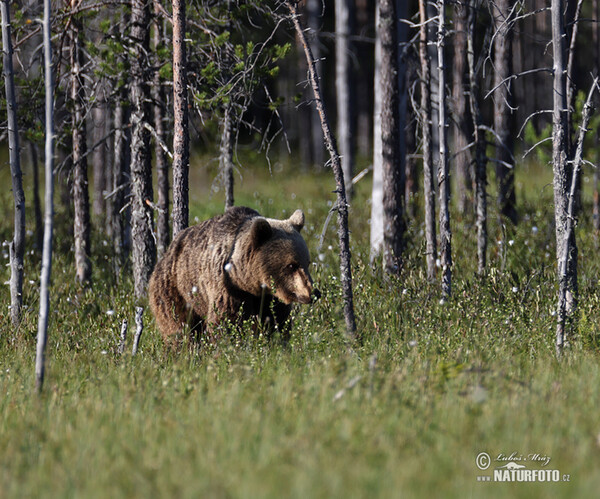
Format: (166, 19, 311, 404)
(228, 210, 319, 305)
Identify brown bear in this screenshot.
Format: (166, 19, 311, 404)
(148, 206, 319, 342)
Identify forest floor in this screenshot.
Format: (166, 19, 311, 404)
(1, 154, 600, 498)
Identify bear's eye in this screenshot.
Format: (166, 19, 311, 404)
(287, 263, 299, 272)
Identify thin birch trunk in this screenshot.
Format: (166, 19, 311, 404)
(594, 0, 600, 235)
(172, 0, 190, 236)
(70, 17, 92, 285)
(556, 79, 597, 352)
(287, 0, 357, 338)
(437, 0, 452, 297)
(335, 0, 354, 198)
(29, 142, 43, 251)
(1, 0, 26, 327)
(427, 0, 440, 169)
(130, 0, 156, 298)
(153, 11, 170, 257)
(370, 2, 383, 261)
(36, 0, 54, 393)
(468, 0, 487, 275)
(221, 104, 235, 210)
(419, 0, 437, 282)
(492, 0, 517, 225)
(306, 0, 325, 167)
(379, 0, 404, 274)
(452, 1, 471, 215)
(551, 0, 576, 320)
(92, 103, 107, 219)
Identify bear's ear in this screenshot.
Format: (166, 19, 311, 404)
(289, 210, 305, 232)
(250, 217, 273, 247)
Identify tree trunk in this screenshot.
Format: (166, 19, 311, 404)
(36, 0, 54, 393)
(452, 0, 471, 216)
(29, 142, 43, 251)
(370, 2, 383, 261)
(172, 0, 190, 236)
(335, 0, 355, 198)
(594, 0, 600, 235)
(221, 104, 235, 210)
(1, 0, 26, 327)
(556, 79, 596, 352)
(92, 103, 107, 219)
(419, 0, 437, 282)
(153, 11, 170, 257)
(427, 0, 440, 169)
(287, 0, 357, 338)
(379, 0, 404, 274)
(437, 0, 452, 297)
(468, 0, 487, 275)
(492, 0, 518, 225)
(306, 0, 325, 167)
(70, 17, 92, 285)
(551, 0, 577, 342)
(130, 0, 156, 298)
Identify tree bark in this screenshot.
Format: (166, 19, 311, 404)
(287, 0, 357, 338)
(551, 0, 577, 327)
(437, 0, 452, 297)
(92, 103, 107, 219)
(1, 0, 26, 327)
(172, 0, 190, 236)
(452, 0, 471, 216)
(492, 0, 518, 225)
(70, 16, 92, 285)
(335, 0, 355, 198)
(594, 0, 600, 235)
(379, 0, 404, 274)
(153, 10, 170, 257)
(468, 0, 487, 275)
(556, 79, 597, 352)
(36, 0, 54, 393)
(130, 0, 156, 298)
(221, 104, 235, 210)
(306, 0, 325, 167)
(29, 142, 43, 251)
(370, 2, 383, 261)
(419, 0, 437, 282)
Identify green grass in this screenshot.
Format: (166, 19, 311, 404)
(1, 154, 600, 498)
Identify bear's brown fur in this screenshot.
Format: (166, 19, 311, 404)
(148, 206, 318, 341)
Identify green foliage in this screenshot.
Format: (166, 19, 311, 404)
(1, 157, 600, 496)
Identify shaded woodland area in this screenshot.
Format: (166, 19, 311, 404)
(2, 0, 600, 390)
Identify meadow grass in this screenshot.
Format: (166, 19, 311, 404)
(1, 155, 600, 498)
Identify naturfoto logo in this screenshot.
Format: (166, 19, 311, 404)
(475, 452, 571, 483)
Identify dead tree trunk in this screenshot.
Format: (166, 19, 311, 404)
(306, 0, 325, 167)
(437, 0, 452, 297)
(370, 2, 383, 261)
(221, 104, 235, 210)
(70, 16, 92, 285)
(556, 79, 597, 352)
(29, 142, 43, 251)
(130, 0, 156, 298)
(451, 0, 471, 216)
(1, 0, 26, 327)
(468, 0, 487, 275)
(172, 0, 190, 236)
(287, 0, 357, 338)
(551, 0, 577, 342)
(92, 103, 107, 220)
(379, 0, 404, 274)
(419, 0, 437, 282)
(492, 0, 517, 226)
(594, 0, 600, 235)
(335, 0, 355, 198)
(36, 0, 54, 393)
(153, 10, 170, 257)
